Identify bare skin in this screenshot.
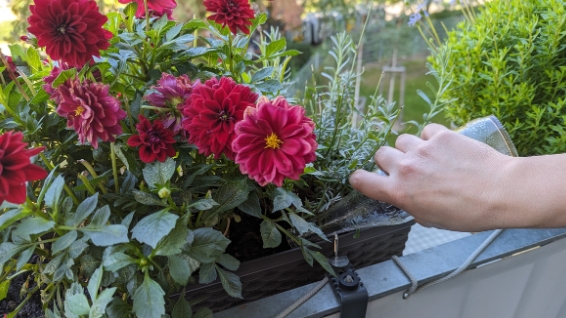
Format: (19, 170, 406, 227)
(349, 123, 566, 232)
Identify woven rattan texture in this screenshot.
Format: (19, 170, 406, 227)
(186, 226, 411, 312)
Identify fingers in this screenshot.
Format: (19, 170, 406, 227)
(349, 169, 392, 202)
(421, 123, 449, 140)
(373, 146, 403, 175)
(395, 134, 424, 153)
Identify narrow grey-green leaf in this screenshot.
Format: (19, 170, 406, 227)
(190, 199, 218, 211)
(198, 263, 217, 284)
(189, 228, 230, 263)
(122, 211, 135, 229)
(13, 217, 55, 242)
(238, 192, 262, 218)
(52, 231, 78, 255)
(65, 293, 90, 316)
(132, 275, 165, 318)
(0, 209, 31, 232)
(73, 193, 98, 226)
(82, 224, 129, 246)
(69, 238, 89, 259)
(252, 67, 274, 83)
(168, 255, 191, 286)
(166, 23, 183, 41)
(142, 157, 176, 190)
(16, 247, 35, 270)
(215, 265, 242, 299)
(131, 210, 178, 248)
(45, 175, 65, 209)
(89, 287, 116, 318)
(88, 267, 103, 300)
(113, 143, 130, 171)
(132, 190, 167, 207)
(0, 243, 26, 270)
(312, 251, 337, 277)
(103, 252, 137, 271)
(172, 296, 192, 318)
(260, 220, 282, 248)
(90, 206, 111, 228)
(216, 254, 239, 271)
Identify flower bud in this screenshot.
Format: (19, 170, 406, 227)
(158, 187, 171, 199)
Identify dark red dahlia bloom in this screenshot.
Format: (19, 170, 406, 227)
(233, 96, 317, 187)
(0, 131, 48, 205)
(27, 0, 112, 68)
(118, 0, 177, 19)
(43, 67, 64, 103)
(181, 77, 258, 160)
(56, 78, 126, 148)
(203, 0, 255, 35)
(128, 115, 176, 163)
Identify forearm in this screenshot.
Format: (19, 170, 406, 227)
(494, 154, 566, 228)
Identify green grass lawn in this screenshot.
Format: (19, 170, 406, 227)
(359, 57, 450, 141)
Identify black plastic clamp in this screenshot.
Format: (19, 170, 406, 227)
(329, 263, 369, 318)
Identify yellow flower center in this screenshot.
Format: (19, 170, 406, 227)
(75, 106, 85, 116)
(265, 133, 283, 149)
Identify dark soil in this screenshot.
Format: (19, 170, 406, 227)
(225, 212, 290, 262)
(0, 272, 44, 318)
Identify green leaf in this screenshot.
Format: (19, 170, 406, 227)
(198, 263, 217, 284)
(0, 209, 31, 232)
(88, 267, 103, 300)
(172, 296, 192, 318)
(13, 217, 55, 242)
(106, 298, 131, 318)
(91, 205, 111, 228)
(289, 213, 327, 241)
(168, 255, 191, 285)
(260, 220, 282, 248)
(217, 254, 239, 271)
(266, 38, 286, 57)
(256, 80, 282, 94)
(252, 67, 274, 83)
(272, 188, 312, 214)
(155, 218, 189, 256)
(238, 192, 262, 218)
(166, 23, 183, 41)
(312, 251, 337, 277)
(131, 210, 178, 248)
(250, 13, 267, 34)
(65, 283, 91, 316)
(103, 252, 137, 271)
(190, 199, 219, 211)
(52, 231, 78, 255)
(16, 246, 34, 270)
(72, 193, 98, 226)
(0, 280, 9, 301)
(194, 307, 213, 318)
(29, 88, 50, 105)
(132, 275, 165, 318)
(123, 2, 138, 21)
(69, 238, 89, 259)
(153, 14, 168, 31)
(52, 68, 76, 88)
(301, 246, 314, 267)
(183, 19, 207, 31)
(90, 287, 116, 318)
(212, 179, 249, 214)
(26, 47, 41, 72)
(45, 175, 65, 211)
(81, 225, 129, 246)
(215, 265, 242, 299)
(189, 228, 230, 263)
(132, 190, 167, 207)
(142, 157, 176, 190)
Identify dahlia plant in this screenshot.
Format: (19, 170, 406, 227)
(0, 0, 400, 317)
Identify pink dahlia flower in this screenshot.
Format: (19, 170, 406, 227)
(182, 77, 258, 160)
(0, 131, 48, 205)
(118, 0, 176, 19)
(128, 115, 176, 163)
(27, 0, 112, 68)
(146, 73, 193, 136)
(233, 96, 318, 187)
(203, 0, 255, 35)
(43, 66, 64, 103)
(56, 78, 126, 148)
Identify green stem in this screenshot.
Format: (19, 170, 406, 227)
(123, 95, 136, 132)
(79, 160, 108, 194)
(77, 174, 97, 195)
(110, 142, 120, 193)
(39, 153, 80, 205)
(9, 285, 40, 316)
(144, 0, 150, 33)
(142, 105, 172, 112)
(228, 33, 235, 75)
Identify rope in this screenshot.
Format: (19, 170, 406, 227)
(275, 276, 330, 318)
(393, 229, 504, 299)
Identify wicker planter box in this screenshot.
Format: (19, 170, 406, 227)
(184, 220, 414, 312)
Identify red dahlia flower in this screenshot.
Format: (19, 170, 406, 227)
(233, 96, 317, 187)
(43, 67, 63, 103)
(146, 73, 193, 136)
(0, 131, 48, 205)
(181, 77, 258, 160)
(56, 78, 126, 148)
(203, 0, 255, 35)
(27, 0, 112, 68)
(118, 0, 176, 19)
(128, 115, 176, 163)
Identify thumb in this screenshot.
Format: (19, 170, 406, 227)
(349, 169, 392, 203)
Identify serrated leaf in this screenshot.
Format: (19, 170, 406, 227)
(103, 251, 137, 271)
(52, 231, 78, 255)
(190, 199, 218, 211)
(132, 190, 167, 207)
(69, 238, 89, 259)
(216, 254, 239, 271)
(215, 265, 242, 299)
(256, 80, 282, 93)
(172, 296, 192, 318)
(260, 220, 282, 248)
(189, 228, 230, 263)
(13, 217, 55, 242)
(44, 253, 64, 275)
(168, 255, 191, 285)
(289, 213, 327, 241)
(0, 280, 9, 301)
(142, 158, 176, 190)
(45, 175, 65, 210)
(155, 218, 189, 256)
(131, 210, 178, 248)
(90, 287, 116, 318)
(65, 286, 90, 316)
(252, 67, 274, 83)
(132, 275, 165, 318)
(81, 224, 129, 247)
(238, 192, 262, 218)
(198, 263, 217, 284)
(72, 193, 99, 226)
(212, 179, 249, 214)
(272, 188, 312, 215)
(312, 251, 337, 277)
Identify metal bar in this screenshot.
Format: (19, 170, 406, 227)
(215, 228, 566, 318)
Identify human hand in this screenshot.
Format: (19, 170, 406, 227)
(349, 124, 515, 232)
